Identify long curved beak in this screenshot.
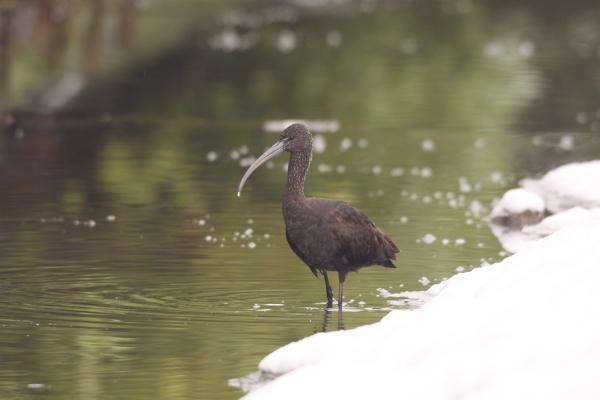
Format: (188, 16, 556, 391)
(237, 139, 287, 196)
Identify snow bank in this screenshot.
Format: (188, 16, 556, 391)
(490, 160, 600, 252)
(522, 160, 600, 213)
(489, 188, 545, 229)
(237, 217, 600, 400)
(491, 188, 545, 216)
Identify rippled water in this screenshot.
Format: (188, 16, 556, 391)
(2, 1, 600, 399)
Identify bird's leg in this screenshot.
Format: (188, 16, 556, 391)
(337, 309, 345, 331)
(320, 307, 332, 332)
(337, 272, 347, 310)
(322, 271, 334, 307)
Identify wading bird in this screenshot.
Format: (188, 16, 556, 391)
(238, 123, 398, 309)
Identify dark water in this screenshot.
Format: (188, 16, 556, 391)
(1, 1, 600, 399)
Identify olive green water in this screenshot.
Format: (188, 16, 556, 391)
(1, 1, 600, 399)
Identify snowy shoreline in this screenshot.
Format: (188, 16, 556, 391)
(233, 161, 600, 400)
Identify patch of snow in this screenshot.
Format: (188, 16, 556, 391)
(493, 207, 600, 253)
(235, 217, 600, 399)
(490, 188, 545, 219)
(521, 160, 600, 213)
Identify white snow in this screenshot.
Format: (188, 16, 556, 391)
(490, 161, 600, 252)
(521, 160, 600, 213)
(236, 217, 600, 399)
(492, 207, 600, 253)
(490, 188, 545, 218)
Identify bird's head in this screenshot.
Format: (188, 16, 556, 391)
(280, 123, 313, 154)
(237, 123, 312, 196)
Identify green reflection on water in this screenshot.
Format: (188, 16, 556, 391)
(1, 1, 600, 400)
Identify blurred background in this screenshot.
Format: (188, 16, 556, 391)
(1, 0, 600, 399)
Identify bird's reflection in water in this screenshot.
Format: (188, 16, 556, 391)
(318, 306, 345, 332)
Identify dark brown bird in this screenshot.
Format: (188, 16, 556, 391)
(238, 123, 398, 308)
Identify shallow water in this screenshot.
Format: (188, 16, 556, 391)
(1, 1, 600, 399)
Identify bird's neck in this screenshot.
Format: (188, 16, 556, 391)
(285, 150, 311, 201)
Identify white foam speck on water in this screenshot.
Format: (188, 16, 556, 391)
(207, 151, 218, 162)
(420, 167, 432, 178)
(455, 266, 465, 272)
(375, 288, 395, 298)
(240, 156, 256, 167)
(230, 150, 240, 160)
(326, 30, 342, 47)
(400, 38, 418, 54)
(559, 135, 575, 150)
(390, 168, 404, 177)
(317, 164, 333, 173)
(468, 200, 485, 218)
(336, 165, 346, 173)
(576, 111, 587, 124)
(455, 238, 466, 245)
(518, 40, 535, 58)
(484, 40, 504, 57)
(276, 30, 297, 53)
(248, 242, 256, 249)
(399, 216, 408, 224)
(208, 29, 257, 52)
(490, 171, 504, 184)
(205, 235, 213, 242)
(418, 276, 431, 286)
(313, 134, 326, 153)
(372, 165, 382, 175)
(106, 214, 116, 222)
(458, 176, 471, 193)
(441, 238, 450, 245)
(27, 384, 45, 390)
(421, 234, 436, 244)
(340, 138, 352, 151)
(421, 139, 435, 152)
(239, 145, 249, 155)
(357, 138, 368, 148)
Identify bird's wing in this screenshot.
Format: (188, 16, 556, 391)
(324, 201, 399, 268)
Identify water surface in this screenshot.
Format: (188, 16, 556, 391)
(1, 1, 600, 399)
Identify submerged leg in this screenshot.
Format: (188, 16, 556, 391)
(337, 271, 347, 310)
(322, 271, 334, 307)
